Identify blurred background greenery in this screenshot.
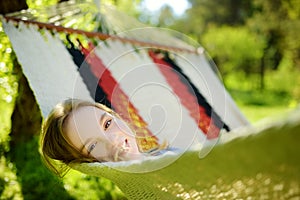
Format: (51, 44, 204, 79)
(0, 0, 299, 199)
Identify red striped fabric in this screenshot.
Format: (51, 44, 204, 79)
(148, 51, 220, 139)
(80, 42, 159, 152)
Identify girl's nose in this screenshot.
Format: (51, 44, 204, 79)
(125, 139, 130, 148)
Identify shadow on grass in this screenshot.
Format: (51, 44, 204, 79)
(7, 136, 75, 200)
(0, 178, 4, 197)
(228, 88, 291, 106)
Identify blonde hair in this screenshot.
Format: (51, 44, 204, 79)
(40, 99, 115, 177)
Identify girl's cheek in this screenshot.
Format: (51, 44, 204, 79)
(114, 119, 135, 138)
(90, 141, 116, 162)
(90, 144, 108, 159)
(105, 127, 118, 141)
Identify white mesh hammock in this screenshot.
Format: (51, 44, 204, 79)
(2, 19, 300, 199)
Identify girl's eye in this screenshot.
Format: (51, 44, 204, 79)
(104, 119, 112, 130)
(88, 142, 97, 154)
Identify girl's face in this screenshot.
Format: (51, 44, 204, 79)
(64, 106, 144, 162)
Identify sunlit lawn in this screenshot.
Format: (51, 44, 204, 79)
(239, 105, 293, 124)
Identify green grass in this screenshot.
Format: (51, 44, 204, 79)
(238, 105, 293, 123)
(62, 170, 126, 200)
(224, 66, 300, 124)
(227, 87, 298, 124)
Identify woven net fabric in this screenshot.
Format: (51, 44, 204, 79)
(73, 113, 300, 199)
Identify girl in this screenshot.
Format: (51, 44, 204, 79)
(41, 99, 167, 177)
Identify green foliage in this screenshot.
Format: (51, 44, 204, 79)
(188, 0, 253, 26)
(168, 0, 300, 92)
(248, 0, 300, 70)
(157, 5, 176, 27)
(0, 102, 12, 155)
(0, 157, 23, 199)
(0, 23, 18, 104)
(170, 0, 253, 39)
(201, 26, 265, 77)
(104, 0, 142, 17)
(0, 101, 22, 200)
(25, 0, 58, 9)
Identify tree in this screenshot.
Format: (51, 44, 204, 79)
(170, 0, 300, 90)
(201, 26, 264, 81)
(158, 5, 176, 27)
(0, 0, 28, 14)
(1, 0, 74, 199)
(171, 0, 253, 41)
(247, 0, 300, 89)
(0, 0, 41, 154)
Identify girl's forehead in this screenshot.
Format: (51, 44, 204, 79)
(73, 106, 105, 117)
(66, 106, 105, 133)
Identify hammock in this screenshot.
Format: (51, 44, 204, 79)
(2, 17, 300, 199)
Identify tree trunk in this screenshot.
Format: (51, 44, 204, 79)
(9, 60, 42, 152)
(260, 53, 265, 90)
(0, 0, 28, 14)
